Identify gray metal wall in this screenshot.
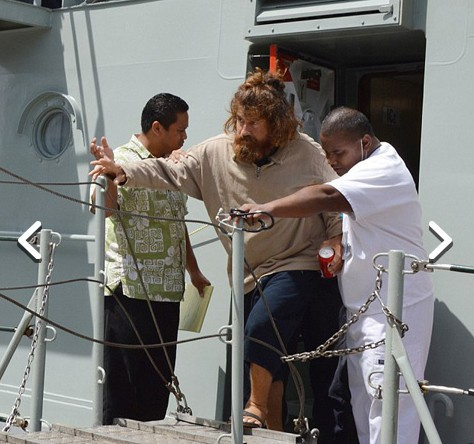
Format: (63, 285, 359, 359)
(418, 1, 474, 442)
(1, 0, 474, 441)
(0, 0, 249, 426)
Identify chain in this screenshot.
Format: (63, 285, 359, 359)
(170, 376, 193, 415)
(2, 241, 57, 433)
(282, 266, 408, 363)
(375, 291, 409, 337)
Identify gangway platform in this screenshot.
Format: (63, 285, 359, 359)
(0, 414, 306, 443)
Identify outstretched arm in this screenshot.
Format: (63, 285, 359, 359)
(238, 184, 352, 225)
(89, 136, 204, 200)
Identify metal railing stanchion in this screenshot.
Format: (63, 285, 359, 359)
(90, 176, 106, 426)
(381, 249, 443, 444)
(381, 250, 404, 443)
(230, 218, 244, 444)
(29, 229, 53, 431)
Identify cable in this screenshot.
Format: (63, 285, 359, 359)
(0, 289, 290, 358)
(0, 166, 282, 413)
(0, 278, 102, 292)
(0, 164, 307, 429)
(0, 289, 225, 350)
(0, 181, 96, 186)
(0, 166, 226, 408)
(0, 166, 226, 235)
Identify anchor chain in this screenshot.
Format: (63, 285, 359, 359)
(2, 241, 57, 433)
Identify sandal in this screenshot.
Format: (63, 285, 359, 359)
(242, 409, 265, 429)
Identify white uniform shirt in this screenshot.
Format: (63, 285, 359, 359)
(328, 142, 433, 313)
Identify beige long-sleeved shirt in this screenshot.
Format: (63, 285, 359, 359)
(122, 132, 342, 293)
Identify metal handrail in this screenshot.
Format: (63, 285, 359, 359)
(0, 231, 94, 243)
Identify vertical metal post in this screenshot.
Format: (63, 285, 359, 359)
(231, 220, 244, 444)
(91, 176, 106, 426)
(29, 229, 53, 431)
(381, 250, 405, 444)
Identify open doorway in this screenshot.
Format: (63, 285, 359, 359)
(358, 69, 424, 187)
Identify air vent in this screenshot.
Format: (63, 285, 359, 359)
(246, 0, 413, 40)
(256, 0, 394, 23)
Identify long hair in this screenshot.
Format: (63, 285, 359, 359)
(224, 68, 301, 148)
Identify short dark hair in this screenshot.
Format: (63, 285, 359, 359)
(141, 93, 189, 133)
(321, 107, 374, 140)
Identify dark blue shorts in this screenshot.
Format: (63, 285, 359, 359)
(244, 270, 321, 381)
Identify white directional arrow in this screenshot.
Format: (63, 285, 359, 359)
(428, 221, 453, 263)
(17, 221, 42, 262)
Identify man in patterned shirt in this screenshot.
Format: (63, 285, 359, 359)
(91, 93, 210, 425)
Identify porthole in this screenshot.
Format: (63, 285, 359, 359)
(18, 92, 84, 161)
(33, 108, 72, 159)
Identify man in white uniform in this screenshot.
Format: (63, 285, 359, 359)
(238, 106, 434, 444)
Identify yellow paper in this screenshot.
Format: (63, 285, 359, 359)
(179, 284, 213, 333)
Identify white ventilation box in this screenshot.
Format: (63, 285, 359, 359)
(246, 0, 414, 39)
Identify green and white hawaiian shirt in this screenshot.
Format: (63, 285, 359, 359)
(104, 135, 187, 302)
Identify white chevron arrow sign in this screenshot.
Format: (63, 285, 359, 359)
(428, 221, 453, 263)
(17, 221, 42, 262)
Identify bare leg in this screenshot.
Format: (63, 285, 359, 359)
(266, 379, 284, 431)
(244, 363, 270, 427)
(244, 363, 284, 431)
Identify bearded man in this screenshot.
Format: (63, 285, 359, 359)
(90, 69, 345, 439)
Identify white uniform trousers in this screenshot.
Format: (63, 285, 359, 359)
(346, 297, 434, 444)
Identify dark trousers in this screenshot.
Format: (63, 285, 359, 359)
(103, 286, 180, 425)
(328, 306, 360, 444)
(329, 356, 359, 443)
(300, 275, 343, 443)
(242, 271, 344, 442)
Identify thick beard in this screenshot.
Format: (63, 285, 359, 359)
(233, 134, 273, 164)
